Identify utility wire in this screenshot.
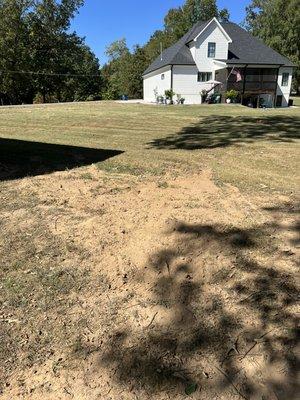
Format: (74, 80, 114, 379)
(0, 70, 101, 77)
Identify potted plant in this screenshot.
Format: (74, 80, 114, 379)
(176, 94, 185, 105)
(200, 89, 208, 103)
(157, 95, 164, 104)
(154, 88, 159, 104)
(225, 89, 239, 104)
(165, 89, 175, 105)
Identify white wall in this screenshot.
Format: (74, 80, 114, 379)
(173, 65, 214, 104)
(276, 67, 293, 107)
(143, 66, 171, 102)
(193, 20, 229, 72)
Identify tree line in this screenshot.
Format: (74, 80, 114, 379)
(0, 0, 298, 105)
(0, 0, 102, 105)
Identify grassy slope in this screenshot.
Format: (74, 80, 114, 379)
(0, 102, 299, 193)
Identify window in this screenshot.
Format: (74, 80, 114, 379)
(281, 73, 289, 86)
(161, 74, 165, 80)
(198, 72, 212, 82)
(276, 95, 283, 107)
(262, 68, 277, 81)
(207, 42, 216, 58)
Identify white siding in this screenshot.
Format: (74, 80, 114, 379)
(194, 20, 229, 71)
(173, 65, 214, 104)
(143, 66, 171, 102)
(276, 67, 293, 107)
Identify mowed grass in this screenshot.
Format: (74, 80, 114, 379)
(291, 96, 300, 106)
(0, 101, 299, 193)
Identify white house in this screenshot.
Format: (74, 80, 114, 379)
(143, 18, 294, 107)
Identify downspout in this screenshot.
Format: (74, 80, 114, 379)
(171, 65, 174, 91)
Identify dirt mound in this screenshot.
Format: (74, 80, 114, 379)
(0, 168, 299, 399)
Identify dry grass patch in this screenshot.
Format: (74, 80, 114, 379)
(0, 102, 299, 399)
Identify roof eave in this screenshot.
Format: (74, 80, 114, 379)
(191, 17, 232, 44)
(142, 64, 172, 77)
(220, 60, 294, 67)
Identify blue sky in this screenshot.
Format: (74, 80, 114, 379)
(71, 1, 251, 65)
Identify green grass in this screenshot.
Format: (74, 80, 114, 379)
(291, 96, 300, 106)
(0, 101, 299, 193)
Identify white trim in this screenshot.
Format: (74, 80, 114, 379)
(225, 63, 282, 68)
(213, 60, 227, 67)
(143, 65, 171, 79)
(193, 17, 232, 44)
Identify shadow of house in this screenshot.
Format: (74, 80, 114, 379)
(149, 115, 300, 150)
(100, 205, 299, 399)
(0, 138, 123, 180)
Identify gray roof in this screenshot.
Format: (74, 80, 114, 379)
(143, 20, 294, 76)
(142, 25, 200, 76)
(223, 23, 294, 67)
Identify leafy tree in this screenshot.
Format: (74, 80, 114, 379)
(27, 0, 85, 101)
(0, 0, 102, 104)
(184, 0, 218, 24)
(0, 0, 34, 104)
(125, 46, 148, 98)
(245, 0, 300, 93)
(101, 39, 130, 99)
(183, 0, 229, 25)
(105, 38, 130, 62)
(164, 7, 188, 41)
(219, 8, 230, 22)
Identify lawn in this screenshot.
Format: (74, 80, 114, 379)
(0, 102, 299, 399)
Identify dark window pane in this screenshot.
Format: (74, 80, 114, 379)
(208, 42, 216, 58)
(198, 72, 212, 82)
(281, 73, 289, 86)
(262, 68, 277, 75)
(261, 82, 277, 90)
(245, 82, 262, 91)
(245, 68, 261, 82)
(262, 74, 277, 82)
(276, 95, 283, 107)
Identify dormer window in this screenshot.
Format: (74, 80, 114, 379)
(208, 42, 216, 58)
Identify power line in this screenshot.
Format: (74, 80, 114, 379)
(0, 70, 101, 77)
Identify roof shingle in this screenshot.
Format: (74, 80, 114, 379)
(143, 20, 294, 76)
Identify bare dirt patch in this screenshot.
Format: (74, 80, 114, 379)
(0, 165, 298, 400)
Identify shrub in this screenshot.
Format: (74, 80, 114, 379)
(226, 89, 239, 101)
(164, 89, 175, 101)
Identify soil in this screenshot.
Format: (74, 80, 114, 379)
(0, 166, 299, 400)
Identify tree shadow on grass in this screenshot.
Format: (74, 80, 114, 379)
(0, 138, 124, 181)
(148, 115, 300, 150)
(101, 203, 299, 398)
